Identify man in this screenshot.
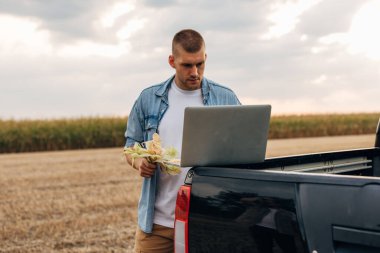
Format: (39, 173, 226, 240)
(125, 29, 240, 252)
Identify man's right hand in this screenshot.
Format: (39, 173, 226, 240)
(130, 157, 157, 178)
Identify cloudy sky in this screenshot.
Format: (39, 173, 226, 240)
(1, 0, 380, 119)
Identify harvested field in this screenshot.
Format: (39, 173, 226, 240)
(0, 135, 376, 252)
(0, 148, 139, 253)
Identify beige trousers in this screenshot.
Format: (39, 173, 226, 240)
(134, 224, 174, 253)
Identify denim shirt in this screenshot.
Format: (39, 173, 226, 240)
(125, 75, 241, 233)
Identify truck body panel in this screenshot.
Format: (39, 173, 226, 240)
(181, 147, 380, 252)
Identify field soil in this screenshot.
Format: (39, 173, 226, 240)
(0, 134, 376, 252)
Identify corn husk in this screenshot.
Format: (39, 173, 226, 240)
(124, 133, 181, 175)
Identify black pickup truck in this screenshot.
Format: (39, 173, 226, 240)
(174, 119, 380, 253)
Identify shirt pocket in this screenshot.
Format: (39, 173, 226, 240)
(144, 117, 158, 141)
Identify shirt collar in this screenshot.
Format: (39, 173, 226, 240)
(155, 75, 210, 104)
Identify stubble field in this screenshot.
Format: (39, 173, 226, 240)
(0, 134, 376, 252)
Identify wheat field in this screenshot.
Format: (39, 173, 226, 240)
(0, 134, 376, 252)
(0, 148, 140, 252)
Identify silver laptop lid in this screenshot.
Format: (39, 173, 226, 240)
(180, 105, 271, 167)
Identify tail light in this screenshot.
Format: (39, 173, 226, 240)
(174, 185, 191, 253)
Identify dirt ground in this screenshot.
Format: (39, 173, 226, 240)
(0, 134, 376, 252)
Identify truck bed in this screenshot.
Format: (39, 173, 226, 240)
(184, 147, 380, 253)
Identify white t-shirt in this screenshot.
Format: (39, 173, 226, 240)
(153, 81, 203, 228)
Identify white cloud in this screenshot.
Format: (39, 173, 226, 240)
(261, 0, 322, 40)
(241, 89, 378, 115)
(100, 1, 136, 28)
(347, 0, 380, 60)
(322, 90, 359, 104)
(0, 14, 52, 56)
(56, 40, 131, 58)
(240, 96, 323, 115)
(0, 6, 142, 59)
(116, 18, 147, 40)
(311, 74, 327, 84)
(318, 0, 380, 61)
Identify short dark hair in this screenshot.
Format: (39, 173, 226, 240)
(172, 29, 205, 55)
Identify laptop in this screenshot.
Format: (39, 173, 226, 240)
(180, 105, 271, 167)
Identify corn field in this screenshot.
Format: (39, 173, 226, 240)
(0, 113, 379, 153)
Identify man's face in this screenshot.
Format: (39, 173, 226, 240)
(169, 45, 207, 91)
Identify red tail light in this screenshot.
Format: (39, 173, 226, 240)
(174, 185, 191, 253)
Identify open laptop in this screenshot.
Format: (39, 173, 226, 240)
(180, 105, 271, 167)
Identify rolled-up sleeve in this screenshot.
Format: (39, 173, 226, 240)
(125, 99, 144, 148)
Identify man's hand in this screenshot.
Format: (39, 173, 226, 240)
(125, 153, 156, 178)
(133, 157, 157, 178)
